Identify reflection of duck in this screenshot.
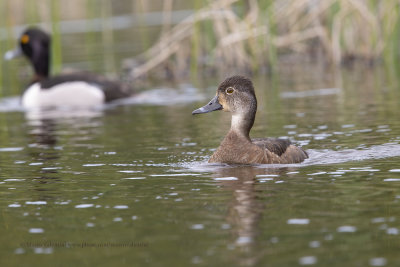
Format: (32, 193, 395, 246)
(4, 27, 132, 109)
(193, 76, 308, 164)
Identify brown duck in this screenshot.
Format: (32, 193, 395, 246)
(192, 76, 308, 164)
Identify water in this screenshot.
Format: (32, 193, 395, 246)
(1, 40, 400, 267)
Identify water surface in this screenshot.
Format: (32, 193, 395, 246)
(1, 43, 400, 267)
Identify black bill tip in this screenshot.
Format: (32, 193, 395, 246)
(192, 95, 222, 115)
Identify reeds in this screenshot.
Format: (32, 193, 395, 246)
(123, 0, 400, 80)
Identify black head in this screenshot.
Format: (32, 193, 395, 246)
(13, 27, 51, 79)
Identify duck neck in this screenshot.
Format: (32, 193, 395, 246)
(230, 110, 256, 141)
(31, 54, 50, 80)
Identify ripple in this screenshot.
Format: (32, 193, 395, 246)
(299, 256, 317, 265)
(113, 205, 129, 209)
(4, 179, 25, 182)
(287, 218, 310, 225)
(26, 201, 47, 205)
(309, 241, 320, 248)
(369, 258, 387, 266)
(14, 248, 25, 254)
(75, 204, 94, 208)
(389, 169, 400, 173)
(386, 228, 399, 235)
(29, 162, 43, 166)
(371, 217, 386, 223)
(118, 170, 143, 173)
(190, 224, 204, 230)
(150, 173, 199, 177)
(337, 225, 357, 233)
(308, 172, 327, 176)
(213, 177, 238, 181)
(82, 164, 105, 167)
(120, 87, 205, 105)
(236, 236, 253, 245)
(0, 147, 24, 152)
(383, 178, 400, 182)
(304, 143, 400, 166)
(281, 88, 341, 98)
(33, 247, 53, 254)
(29, 228, 44, 234)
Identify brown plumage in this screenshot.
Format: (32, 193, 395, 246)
(192, 75, 308, 164)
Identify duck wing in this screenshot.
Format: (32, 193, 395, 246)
(251, 138, 292, 156)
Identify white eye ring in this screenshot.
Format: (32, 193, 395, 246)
(225, 87, 234, 95)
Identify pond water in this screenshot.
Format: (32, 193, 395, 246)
(1, 42, 400, 266)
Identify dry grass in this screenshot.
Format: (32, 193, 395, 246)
(123, 0, 400, 80)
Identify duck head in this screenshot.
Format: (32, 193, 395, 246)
(192, 75, 257, 115)
(4, 27, 50, 80)
(192, 75, 257, 136)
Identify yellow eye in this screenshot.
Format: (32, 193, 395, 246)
(226, 87, 234, 94)
(21, 34, 30, 44)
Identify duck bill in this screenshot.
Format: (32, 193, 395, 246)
(4, 47, 22, 61)
(192, 95, 223, 115)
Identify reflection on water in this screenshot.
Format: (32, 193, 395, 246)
(0, 64, 400, 266)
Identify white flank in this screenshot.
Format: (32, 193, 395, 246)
(22, 82, 105, 108)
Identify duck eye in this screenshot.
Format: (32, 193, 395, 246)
(21, 34, 30, 44)
(225, 87, 234, 95)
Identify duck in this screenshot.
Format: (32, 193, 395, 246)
(4, 27, 132, 109)
(192, 75, 308, 164)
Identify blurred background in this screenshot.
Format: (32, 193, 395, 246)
(2, 0, 400, 96)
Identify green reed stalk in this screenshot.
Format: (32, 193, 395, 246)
(136, 0, 151, 56)
(190, 0, 202, 78)
(50, 0, 62, 74)
(85, 0, 99, 72)
(101, 0, 116, 75)
(264, 1, 277, 73)
(4, 1, 20, 96)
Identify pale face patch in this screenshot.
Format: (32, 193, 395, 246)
(217, 92, 230, 112)
(22, 81, 105, 109)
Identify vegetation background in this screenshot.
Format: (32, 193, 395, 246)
(1, 0, 400, 95)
